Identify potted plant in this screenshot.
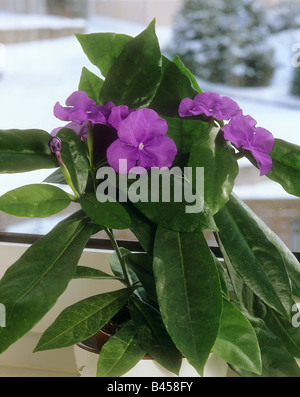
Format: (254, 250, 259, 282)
(0, 20, 299, 377)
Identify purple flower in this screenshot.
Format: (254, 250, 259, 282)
(222, 115, 274, 176)
(108, 105, 135, 130)
(53, 91, 115, 126)
(48, 136, 62, 153)
(106, 108, 177, 173)
(51, 121, 88, 141)
(179, 92, 242, 120)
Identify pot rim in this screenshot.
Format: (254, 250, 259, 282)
(76, 329, 152, 360)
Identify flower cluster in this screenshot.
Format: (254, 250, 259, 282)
(179, 92, 242, 120)
(50, 90, 274, 177)
(51, 91, 177, 173)
(222, 115, 274, 176)
(179, 92, 274, 176)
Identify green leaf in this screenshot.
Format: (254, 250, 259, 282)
(100, 19, 162, 108)
(0, 213, 93, 353)
(129, 297, 182, 375)
(172, 55, 202, 93)
(150, 56, 198, 116)
(73, 266, 121, 280)
(57, 128, 89, 195)
(212, 300, 262, 374)
(216, 240, 300, 372)
(259, 216, 300, 297)
(257, 304, 300, 359)
(80, 192, 131, 230)
(43, 168, 67, 184)
(121, 202, 156, 255)
(131, 169, 217, 233)
(97, 321, 146, 377)
(0, 184, 71, 217)
(232, 303, 300, 377)
(267, 138, 300, 197)
(34, 288, 133, 351)
(189, 127, 239, 215)
(78, 67, 104, 104)
(214, 194, 293, 320)
(153, 226, 223, 376)
(213, 254, 230, 300)
(0, 129, 57, 173)
(109, 248, 138, 286)
(76, 32, 132, 77)
(164, 116, 209, 155)
(125, 253, 157, 302)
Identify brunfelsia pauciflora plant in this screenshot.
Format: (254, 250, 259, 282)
(0, 20, 299, 377)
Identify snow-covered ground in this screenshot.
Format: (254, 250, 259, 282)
(0, 12, 86, 31)
(0, 15, 299, 233)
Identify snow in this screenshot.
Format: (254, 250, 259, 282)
(0, 12, 86, 30)
(0, 14, 299, 234)
(5, 214, 67, 235)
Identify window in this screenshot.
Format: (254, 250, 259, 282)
(0, 0, 299, 252)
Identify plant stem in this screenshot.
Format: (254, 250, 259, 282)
(87, 121, 94, 169)
(235, 150, 247, 160)
(103, 226, 131, 287)
(95, 160, 108, 170)
(57, 156, 79, 199)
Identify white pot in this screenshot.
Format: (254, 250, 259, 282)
(74, 333, 229, 377)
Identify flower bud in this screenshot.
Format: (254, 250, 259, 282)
(48, 136, 62, 153)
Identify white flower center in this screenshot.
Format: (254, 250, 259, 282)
(139, 142, 144, 150)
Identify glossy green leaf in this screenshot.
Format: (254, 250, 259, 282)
(267, 138, 300, 197)
(255, 202, 300, 297)
(0, 129, 57, 173)
(132, 169, 217, 233)
(153, 226, 223, 376)
(78, 67, 104, 104)
(43, 168, 67, 185)
(0, 184, 71, 217)
(57, 128, 89, 195)
(232, 303, 300, 377)
(80, 192, 131, 229)
(213, 254, 230, 300)
(189, 127, 239, 215)
(214, 194, 293, 320)
(212, 300, 262, 374)
(164, 116, 209, 156)
(172, 55, 202, 92)
(150, 56, 198, 116)
(76, 32, 132, 77)
(97, 321, 146, 377)
(129, 297, 182, 375)
(34, 288, 133, 351)
(109, 248, 138, 285)
(0, 214, 93, 353)
(125, 253, 157, 302)
(73, 266, 121, 280)
(121, 202, 156, 255)
(100, 19, 162, 108)
(256, 304, 300, 359)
